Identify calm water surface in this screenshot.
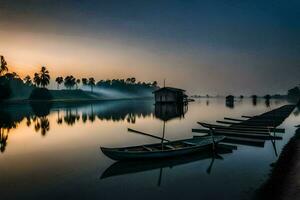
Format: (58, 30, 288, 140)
(0, 98, 299, 200)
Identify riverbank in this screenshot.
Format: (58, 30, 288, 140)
(1, 88, 153, 104)
(256, 127, 300, 200)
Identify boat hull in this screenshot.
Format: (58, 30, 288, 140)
(101, 136, 225, 161)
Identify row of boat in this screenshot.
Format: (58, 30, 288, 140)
(101, 104, 295, 161)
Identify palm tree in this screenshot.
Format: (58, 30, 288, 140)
(126, 78, 131, 84)
(39, 66, 50, 88)
(33, 73, 41, 87)
(23, 75, 32, 85)
(76, 79, 81, 89)
(0, 55, 8, 75)
(55, 76, 64, 89)
(130, 77, 136, 84)
(40, 117, 50, 136)
(82, 78, 88, 86)
(88, 77, 95, 92)
(152, 81, 158, 87)
(64, 75, 76, 90)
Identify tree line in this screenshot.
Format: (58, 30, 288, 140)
(0, 55, 159, 99)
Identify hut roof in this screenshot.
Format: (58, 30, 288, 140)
(153, 87, 186, 93)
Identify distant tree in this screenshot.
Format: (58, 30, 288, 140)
(105, 79, 112, 85)
(39, 66, 50, 88)
(23, 75, 32, 85)
(130, 77, 136, 84)
(64, 75, 76, 90)
(126, 78, 131, 84)
(0, 55, 8, 75)
(82, 78, 88, 86)
(76, 79, 81, 89)
(264, 94, 271, 100)
(152, 81, 158, 87)
(3, 72, 19, 80)
(88, 77, 95, 92)
(33, 73, 41, 87)
(55, 76, 64, 89)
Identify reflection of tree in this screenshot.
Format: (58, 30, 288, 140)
(89, 105, 96, 122)
(126, 114, 136, 124)
(54, 100, 155, 126)
(57, 110, 63, 125)
(30, 102, 52, 117)
(265, 99, 270, 107)
(33, 116, 50, 136)
(40, 117, 50, 136)
(64, 109, 78, 126)
(0, 110, 18, 153)
(206, 100, 209, 106)
(0, 128, 8, 153)
(82, 113, 88, 123)
(26, 117, 31, 127)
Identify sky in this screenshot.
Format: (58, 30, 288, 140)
(0, 0, 299, 95)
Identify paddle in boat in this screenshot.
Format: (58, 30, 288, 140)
(100, 128, 225, 161)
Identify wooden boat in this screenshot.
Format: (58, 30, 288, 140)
(101, 144, 234, 179)
(192, 128, 282, 140)
(100, 135, 225, 161)
(198, 122, 284, 133)
(194, 135, 265, 147)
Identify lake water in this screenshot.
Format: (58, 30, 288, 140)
(0, 98, 299, 200)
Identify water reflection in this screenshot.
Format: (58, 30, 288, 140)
(0, 110, 18, 153)
(34, 117, 50, 136)
(154, 103, 187, 121)
(101, 144, 236, 181)
(0, 98, 291, 154)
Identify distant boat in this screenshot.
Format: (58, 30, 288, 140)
(100, 135, 225, 161)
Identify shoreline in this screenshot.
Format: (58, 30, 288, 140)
(256, 127, 300, 200)
(0, 96, 154, 105)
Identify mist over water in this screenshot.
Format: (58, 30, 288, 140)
(0, 98, 299, 200)
(82, 86, 153, 99)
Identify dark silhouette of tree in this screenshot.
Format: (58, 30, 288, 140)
(64, 75, 76, 90)
(33, 117, 50, 136)
(40, 117, 50, 136)
(88, 77, 95, 92)
(0, 129, 8, 153)
(64, 110, 77, 125)
(33, 73, 41, 87)
(26, 117, 31, 127)
(55, 76, 64, 89)
(23, 75, 32, 85)
(152, 81, 158, 87)
(34, 120, 41, 132)
(82, 78, 88, 86)
(4, 72, 19, 80)
(126, 78, 131, 84)
(76, 79, 81, 89)
(82, 113, 88, 123)
(0, 55, 8, 75)
(39, 66, 50, 88)
(130, 77, 136, 84)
